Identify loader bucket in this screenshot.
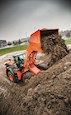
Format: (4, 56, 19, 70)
(40, 28, 58, 38)
(29, 28, 59, 51)
(30, 28, 58, 44)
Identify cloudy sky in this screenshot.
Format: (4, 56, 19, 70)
(0, 0, 71, 41)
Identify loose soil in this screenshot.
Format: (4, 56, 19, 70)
(41, 34, 69, 67)
(0, 35, 71, 115)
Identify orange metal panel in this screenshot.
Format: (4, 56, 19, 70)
(30, 30, 40, 43)
(17, 71, 22, 80)
(6, 60, 14, 66)
(41, 28, 59, 31)
(29, 65, 40, 75)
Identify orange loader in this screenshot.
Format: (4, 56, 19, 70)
(5, 28, 58, 83)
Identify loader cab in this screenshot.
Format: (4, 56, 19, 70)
(13, 53, 25, 69)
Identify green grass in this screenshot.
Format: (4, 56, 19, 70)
(0, 44, 28, 56)
(0, 38, 71, 56)
(65, 38, 71, 44)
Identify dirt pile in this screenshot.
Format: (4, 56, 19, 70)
(0, 50, 71, 115)
(0, 35, 71, 115)
(41, 34, 69, 67)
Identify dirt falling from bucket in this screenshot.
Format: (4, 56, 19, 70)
(41, 34, 69, 67)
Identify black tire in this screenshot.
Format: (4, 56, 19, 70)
(22, 72, 33, 82)
(7, 70, 18, 83)
(37, 64, 48, 70)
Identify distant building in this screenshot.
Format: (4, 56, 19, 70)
(0, 40, 7, 48)
(20, 37, 29, 43)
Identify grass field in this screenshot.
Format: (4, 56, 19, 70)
(0, 44, 28, 56)
(65, 38, 71, 44)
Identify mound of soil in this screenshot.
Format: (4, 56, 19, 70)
(0, 50, 71, 115)
(41, 34, 69, 67)
(0, 35, 71, 115)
